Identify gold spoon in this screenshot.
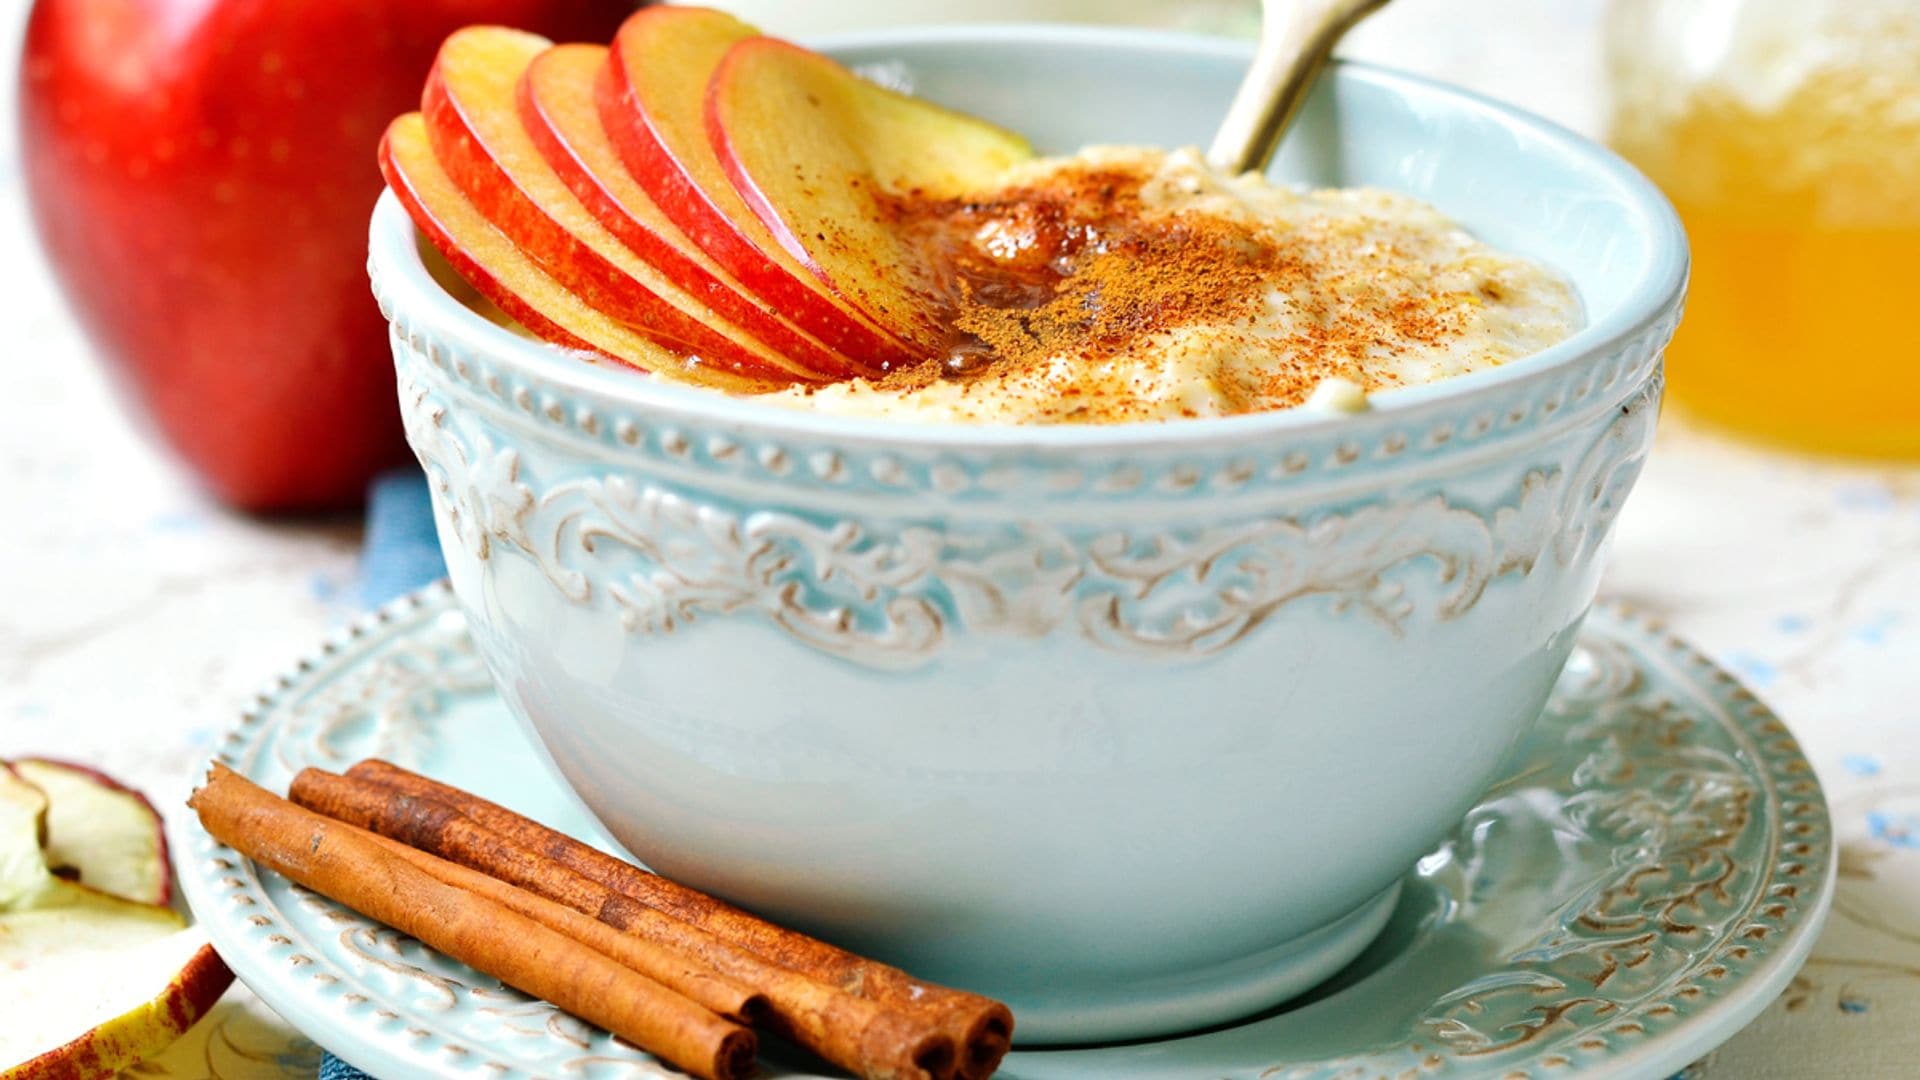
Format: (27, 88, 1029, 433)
(1207, 0, 1395, 175)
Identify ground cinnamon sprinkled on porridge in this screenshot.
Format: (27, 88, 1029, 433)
(771, 146, 1580, 423)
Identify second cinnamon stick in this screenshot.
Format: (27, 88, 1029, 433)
(356, 828, 763, 1023)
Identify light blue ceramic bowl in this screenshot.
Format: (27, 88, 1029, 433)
(368, 25, 1686, 1045)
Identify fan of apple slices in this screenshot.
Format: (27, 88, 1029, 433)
(1, 760, 231, 1079)
(381, 8, 1033, 389)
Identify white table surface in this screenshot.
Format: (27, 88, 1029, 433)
(2, 1, 1914, 1076)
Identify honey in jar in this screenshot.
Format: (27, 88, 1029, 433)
(1606, 0, 1920, 457)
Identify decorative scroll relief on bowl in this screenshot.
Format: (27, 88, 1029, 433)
(400, 371, 1656, 668)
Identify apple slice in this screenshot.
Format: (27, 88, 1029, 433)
(708, 36, 1033, 353)
(423, 28, 816, 387)
(602, 7, 921, 370)
(521, 43, 862, 381)
(12, 759, 169, 907)
(381, 113, 766, 393)
(0, 766, 234, 1077)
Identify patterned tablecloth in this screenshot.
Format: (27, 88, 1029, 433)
(1, 1, 1913, 1076)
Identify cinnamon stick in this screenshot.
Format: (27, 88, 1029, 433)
(347, 759, 1013, 1079)
(356, 829, 763, 1023)
(189, 764, 754, 1080)
(292, 767, 956, 1080)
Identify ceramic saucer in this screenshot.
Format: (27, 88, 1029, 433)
(174, 583, 1833, 1080)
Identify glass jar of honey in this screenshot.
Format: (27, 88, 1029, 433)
(1606, 0, 1920, 457)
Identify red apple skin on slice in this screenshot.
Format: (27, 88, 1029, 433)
(521, 44, 861, 381)
(2, 935, 233, 1080)
(11, 758, 170, 907)
(602, 6, 918, 371)
(423, 27, 811, 386)
(381, 113, 767, 393)
(708, 36, 1033, 352)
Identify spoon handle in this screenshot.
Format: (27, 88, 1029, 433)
(1207, 0, 1393, 175)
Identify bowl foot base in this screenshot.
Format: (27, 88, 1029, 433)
(1006, 881, 1403, 1045)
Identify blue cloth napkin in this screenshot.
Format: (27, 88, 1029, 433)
(324, 466, 446, 1080)
(318, 1053, 376, 1080)
(356, 467, 446, 609)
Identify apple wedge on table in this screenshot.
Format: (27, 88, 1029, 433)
(602, 6, 929, 371)
(0, 918, 229, 1080)
(381, 114, 767, 392)
(706, 36, 1033, 356)
(521, 43, 863, 381)
(1, 764, 232, 1079)
(424, 27, 817, 386)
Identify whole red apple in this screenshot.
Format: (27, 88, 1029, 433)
(20, 0, 639, 512)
